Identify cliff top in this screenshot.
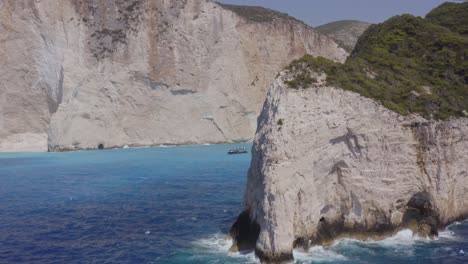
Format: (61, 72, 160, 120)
(316, 20, 371, 52)
(284, 2, 468, 120)
(316, 20, 370, 33)
(216, 3, 306, 25)
(426, 1, 468, 35)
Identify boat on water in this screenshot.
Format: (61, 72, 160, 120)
(228, 147, 248, 155)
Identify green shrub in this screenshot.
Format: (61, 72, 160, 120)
(217, 3, 304, 24)
(284, 2, 468, 120)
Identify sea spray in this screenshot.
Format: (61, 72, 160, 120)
(293, 246, 347, 263)
(193, 233, 259, 263)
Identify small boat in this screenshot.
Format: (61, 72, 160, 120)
(228, 147, 248, 155)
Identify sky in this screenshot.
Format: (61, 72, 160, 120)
(216, 0, 453, 27)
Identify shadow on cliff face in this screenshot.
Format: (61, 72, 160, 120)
(291, 192, 441, 254)
(229, 192, 445, 263)
(228, 211, 260, 253)
(402, 191, 439, 237)
(228, 211, 295, 263)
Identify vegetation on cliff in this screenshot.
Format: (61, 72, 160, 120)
(316, 20, 371, 52)
(426, 1, 468, 35)
(285, 2, 468, 120)
(217, 3, 305, 25)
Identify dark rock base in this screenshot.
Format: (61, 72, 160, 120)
(255, 249, 294, 264)
(228, 211, 260, 252)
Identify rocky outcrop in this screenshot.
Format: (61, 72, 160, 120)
(230, 73, 468, 262)
(316, 20, 371, 52)
(0, 0, 347, 152)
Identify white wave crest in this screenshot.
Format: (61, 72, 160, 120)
(294, 246, 347, 263)
(194, 233, 232, 252)
(332, 225, 462, 255)
(192, 223, 465, 264)
(333, 229, 442, 249)
(194, 234, 346, 264)
(438, 229, 456, 240)
(193, 233, 259, 263)
(374, 229, 428, 246)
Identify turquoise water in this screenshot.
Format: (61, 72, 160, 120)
(0, 143, 466, 263)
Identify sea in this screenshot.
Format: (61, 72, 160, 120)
(0, 143, 466, 264)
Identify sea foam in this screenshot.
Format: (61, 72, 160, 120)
(194, 225, 463, 263)
(293, 246, 347, 263)
(193, 233, 259, 263)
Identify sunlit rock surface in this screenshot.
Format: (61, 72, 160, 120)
(0, 0, 347, 152)
(231, 74, 468, 262)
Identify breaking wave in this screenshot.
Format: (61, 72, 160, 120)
(294, 247, 347, 263)
(191, 222, 466, 264)
(193, 233, 259, 263)
(193, 234, 348, 264)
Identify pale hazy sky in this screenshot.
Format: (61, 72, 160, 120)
(216, 0, 452, 26)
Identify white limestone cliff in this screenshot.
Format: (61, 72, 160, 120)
(0, 0, 347, 152)
(230, 73, 468, 262)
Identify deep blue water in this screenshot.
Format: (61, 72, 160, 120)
(0, 143, 466, 264)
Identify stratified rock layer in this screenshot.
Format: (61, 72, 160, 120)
(234, 75, 468, 262)
(0, 0, 347, 152)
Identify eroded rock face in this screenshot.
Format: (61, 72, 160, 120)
(233, 75, 468, 262)
(0, 0, 347, 152)
(229, 211, 260, 252)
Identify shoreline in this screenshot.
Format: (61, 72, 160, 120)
(0, 140, 254, 154)
(225, 219, 468, 263)
(230, 209, 468, 263)
(205, 220, 467, 263)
